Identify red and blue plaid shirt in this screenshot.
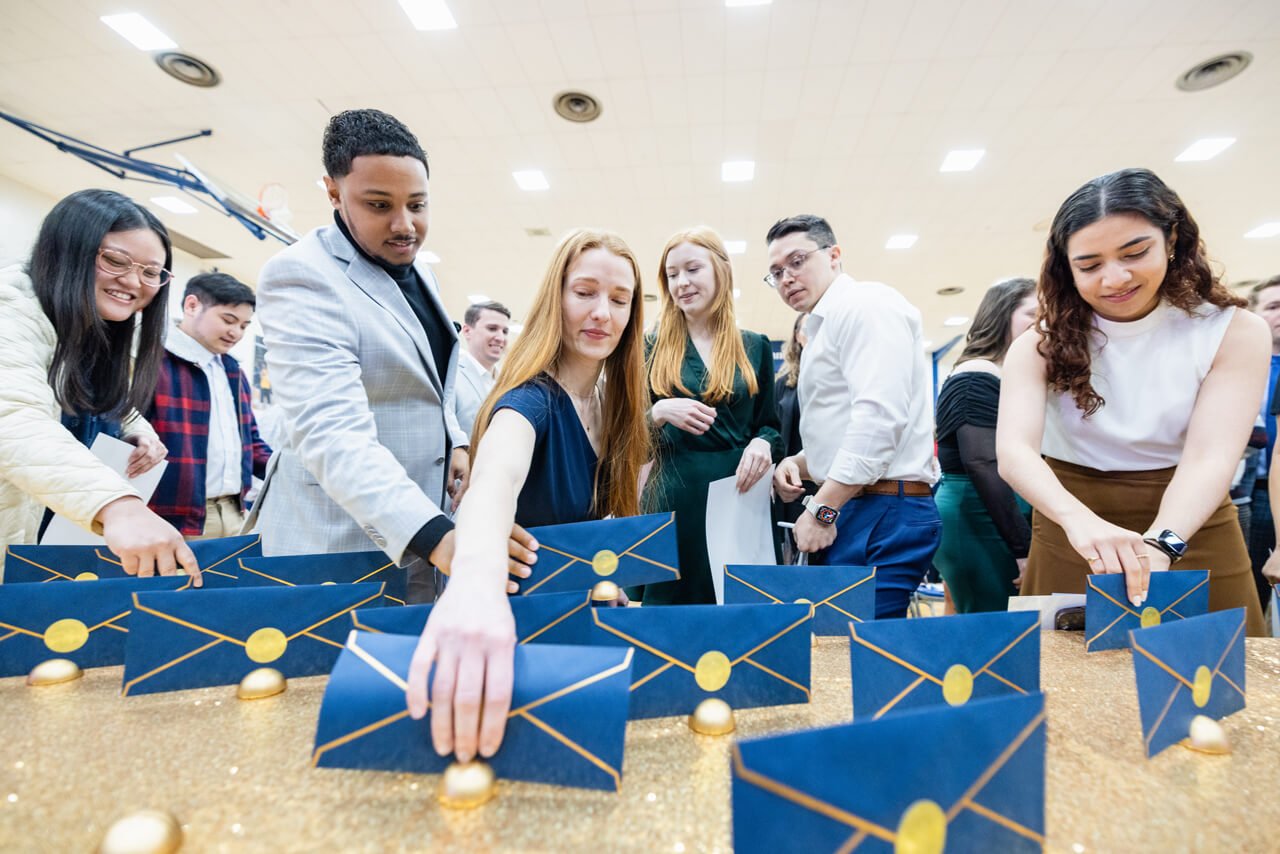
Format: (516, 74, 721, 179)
(147, 350, 272, 535)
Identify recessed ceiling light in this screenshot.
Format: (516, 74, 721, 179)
(725, 240, 747, 255)
(725, 0, 772, 5)
(315, 178, 326, 190)
(397, 0, 457, 31)
(943, 316, 969, 327)
(922, 339, 934, 350)
(101, 13, 177, 51)
(1175, 137, 1235, 162)
(939, 149, 985, 172)
(885, 234, 918, 250)
(420, 251, 441, 263)
(509, 323, 524, 336)
(733, 288, 742, 299)
(721, 161, 755, 182)
(150, 196, 197, 214)
(467, 293, 490, 304)
(1245, 222, 1280, 239)
(513, 170, 549, 191)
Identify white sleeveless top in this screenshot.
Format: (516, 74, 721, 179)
(1041, 301, 1235, 471)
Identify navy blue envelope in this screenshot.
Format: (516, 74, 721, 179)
(850, 611, 1039, 720)
(0, 575, 191, 676)
(121, 582, 385, 695)
(732, 693, 1046, 853)
(4, 534, 260, 587)
(518, 512, 680, 595)
(724, 564, 875, 635)
(351, 591, 592, 645)
(590, 603, 811, 719)
(237, 551, 406, 605)
(312, 631, 633, 791)
(1085, 569, 1209, 652)
(1129, 608, 1247, 757)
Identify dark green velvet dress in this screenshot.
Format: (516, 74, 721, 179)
(639, 330, 783, 605)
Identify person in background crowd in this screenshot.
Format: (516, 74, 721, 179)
(768, 215, 941, 619)
(774, 311, 815, 546)
(1261, 447, 1280, 593)
(933, 278, 1037, 612)
(639, 226, 782, 604)
(454, 299, 511, 437)
(147, 272, 272, 540)
(258, 366, 272, 405)
(1246, 276, 1280, 603)
(247, 109, 533, 602)
(0, 188, 199, 582)
(999, 168, 1267, 635)
(407, 228, 650, 765)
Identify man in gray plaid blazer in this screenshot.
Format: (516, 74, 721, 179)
(248, 110, 530, 601)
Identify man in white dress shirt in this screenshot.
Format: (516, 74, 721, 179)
(454, 300, 510, 437)
(767, 215, 941, 619)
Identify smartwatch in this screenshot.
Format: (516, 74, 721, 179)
(802, 495, 839, 526)
(1142, 529, 1188, 563)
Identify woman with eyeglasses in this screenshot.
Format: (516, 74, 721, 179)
(998, 168, 1265, 634)
(0, 189, 201, 583)
(636, 226, 783, 605)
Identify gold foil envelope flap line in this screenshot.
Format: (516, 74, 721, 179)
(527, 515, 678, 593)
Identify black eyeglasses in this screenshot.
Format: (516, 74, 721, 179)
(763, 247, 830, 289)
(97, 248, 172, 288)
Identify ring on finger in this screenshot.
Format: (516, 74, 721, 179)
(1086, 556, 1101, 563)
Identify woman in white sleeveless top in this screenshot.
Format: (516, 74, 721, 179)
(999, 168, 1268, 636)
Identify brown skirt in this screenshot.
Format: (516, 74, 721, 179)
(1023, 457, 1265, 637)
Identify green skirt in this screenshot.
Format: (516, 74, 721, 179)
(934, 473, 1029, 613)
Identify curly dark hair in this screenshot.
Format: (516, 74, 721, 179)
(322, 109, 429, 179)
(1038, 167, 1243, 415)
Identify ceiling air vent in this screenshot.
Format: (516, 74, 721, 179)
(525, 226, 552, 237)
(936, 286, 964, 296)
(1176, 52, 1251, 92)
(154, 52, 222, 88)
(553, 91, 602, 123)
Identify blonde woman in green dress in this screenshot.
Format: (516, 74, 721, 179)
(640, 227, 783, 605)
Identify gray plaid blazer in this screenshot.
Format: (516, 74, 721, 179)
(246, 224, 467, 564)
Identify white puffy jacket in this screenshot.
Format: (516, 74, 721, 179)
(0, 266, 158, 578)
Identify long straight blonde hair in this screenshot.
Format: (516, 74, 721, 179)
(470, 228, 651, 519)
(647, 226, 757, 404)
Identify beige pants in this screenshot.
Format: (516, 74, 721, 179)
(193, 495, 245, 540)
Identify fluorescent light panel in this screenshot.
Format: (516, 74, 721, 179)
(939, 149, 985, 172)
(398, 0, 457, 31)
(420, 251, 441, 263)
(1244, 222, 1280, 239)
(943, 316, 969, 327)
(466, 293, 490, 304)
(885, 234, 918, 250)
(513, 170, 549, 191)
(724, 240, 747, 255)
(100, 13, 177, 50)
(721, 160, 755, 182)
(1175, 137, 1235, 162)
(725, 0, 772, 6)
(150, 196, 197, 214)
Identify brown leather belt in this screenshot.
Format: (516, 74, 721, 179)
(862, 480, 932, 497)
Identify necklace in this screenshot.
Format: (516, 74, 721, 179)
(556, 379, 601, 434)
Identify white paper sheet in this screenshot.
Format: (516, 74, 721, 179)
(40, 434, 168, 545)
(1006, 592, 1087, 630)
(704, 465, 776, 604)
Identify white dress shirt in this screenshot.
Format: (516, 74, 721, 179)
(166, 326, 243, 498)
(798, 273, 939, 486)
(453, 349, 496, 437)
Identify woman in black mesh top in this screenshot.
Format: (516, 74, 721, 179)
(934, 278, 1038, 611)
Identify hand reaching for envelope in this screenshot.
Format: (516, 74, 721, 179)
(429, 524, 538, 594)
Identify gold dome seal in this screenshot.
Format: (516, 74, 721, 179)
(591, 580, 621, 603)
(688, 698, 736, 735)
(237, 667, 287, 700)
(438, 760, 497, 809)
(27, 658, 83, 686)
(97, 809, 183, 854)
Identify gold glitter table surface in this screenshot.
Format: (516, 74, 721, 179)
(1, 633, 1278, 853)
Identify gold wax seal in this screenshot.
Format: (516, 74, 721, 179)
(245, 627, 288, 663)
(27, 658, 83, 686)
(44, 618, 90, 653)
(97, 809, 183, 854)
(941, 664, 973, 706)
(1192, 665, 1213, 708)
(237, 667, 287, 700)
(74, 571, 99, 581)
(1139, 606, 1161, 628)
(1184, 714, 1231, 755)
(438, 760, 497, 809)
(895, 799, 946, 854)
(591, 549, 619, 577)
(694, 650, 732, 692)
(688, 698, 736, 735)
(591, 580, 620, 603)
